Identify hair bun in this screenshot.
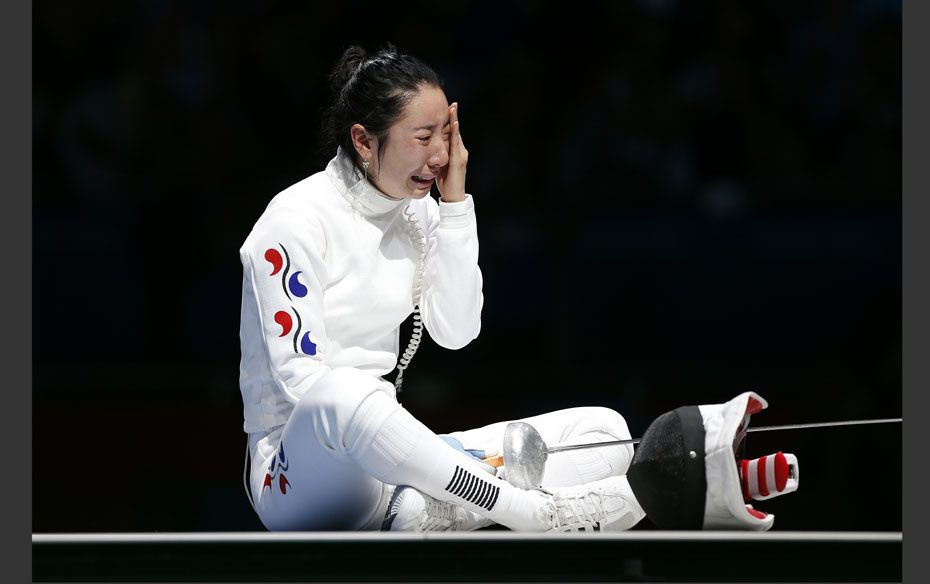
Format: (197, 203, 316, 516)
(318, 44, 443, 168)
(329, 46, 368, 93)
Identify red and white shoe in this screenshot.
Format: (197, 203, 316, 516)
(739, 451, 799, 502)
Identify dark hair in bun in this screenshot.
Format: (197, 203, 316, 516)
(320, 44, 444, 170)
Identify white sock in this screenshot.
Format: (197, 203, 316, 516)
(343, 390, 550, 531)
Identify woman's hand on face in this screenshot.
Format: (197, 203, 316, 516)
(436, 102, 468, 203)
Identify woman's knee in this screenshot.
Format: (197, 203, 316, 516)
(297, 368, 390, 415)
(292, 367, 396, 451)
(555, 406, 632, 441)
(586, 406, 632, 440)
(583, 407, 635, 473)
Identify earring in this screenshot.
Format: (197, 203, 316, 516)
(362, 159, 370, 182)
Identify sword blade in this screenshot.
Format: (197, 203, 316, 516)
(548, 438, 641, 453)
(545, 417, 902, 454)
(747, 417, 902, 433)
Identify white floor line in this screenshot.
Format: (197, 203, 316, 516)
(33, 531, 903, 544)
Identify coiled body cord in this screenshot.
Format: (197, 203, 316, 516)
(394, 203, 426, 393)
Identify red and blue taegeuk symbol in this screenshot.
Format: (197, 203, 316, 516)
(262, 442, 291, 495)
(263, 244, 309, 300)
(265, 244, 317, 356)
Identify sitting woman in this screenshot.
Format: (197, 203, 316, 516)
(238, 44, 644, 532)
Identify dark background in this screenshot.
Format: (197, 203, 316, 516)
(33, 0, 901, 532)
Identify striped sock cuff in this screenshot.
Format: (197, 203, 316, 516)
(445, 465, 500, 511)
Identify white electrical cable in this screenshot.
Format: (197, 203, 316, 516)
(393, 203, 426, 393)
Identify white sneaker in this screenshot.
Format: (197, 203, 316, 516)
(382, 486, 495, 532)
(537, 476, 645, 532)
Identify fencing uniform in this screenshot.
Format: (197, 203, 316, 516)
(238, 148, 641, 531)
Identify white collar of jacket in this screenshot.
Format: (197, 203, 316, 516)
(699, 391, 775, 530)
(325, 147, 407, 218)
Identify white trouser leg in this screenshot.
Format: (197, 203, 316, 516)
(249, 372, 395, 531)
(447, 406, 636, 488)
(385, 407, 644, 532)
(250, 367, 550, 531)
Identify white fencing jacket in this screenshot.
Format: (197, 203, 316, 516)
(238, 147, 483, 440)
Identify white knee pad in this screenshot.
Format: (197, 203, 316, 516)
(583, 406, 635, 474)
(293, 367, 397, 457)
(584, 406, 633, 440)
(540, 407, 636, 487)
